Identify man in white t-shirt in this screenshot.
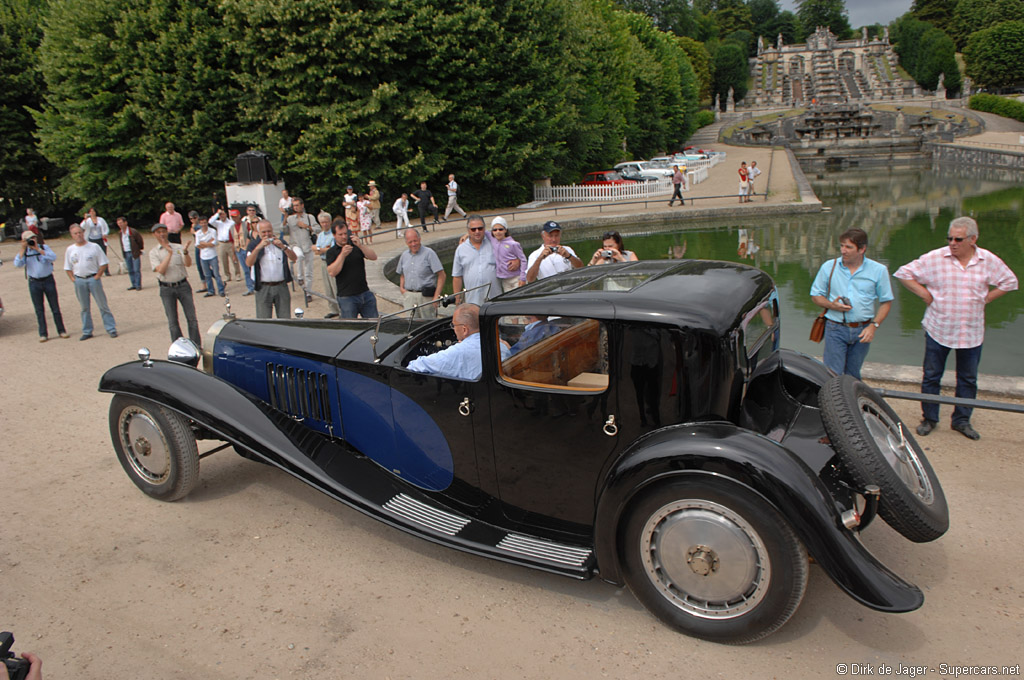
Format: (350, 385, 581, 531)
(443, 173, 466, 221)
(82, 208, 110, 274)
(278, 189, 292, 225)
(748, 160, 762, 197)
(392, 193, 411, 236)
(195, 216, 225, 297)
(210, 208, 241, 282)
(526, 221, 582, 282)
(63, 224, 117, 340)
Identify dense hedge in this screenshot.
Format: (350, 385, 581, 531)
(968, 93, 1024, 124)
(12, 0, 703, 219)
(890, 15, 961, 95)
(695, 110, 716, 128)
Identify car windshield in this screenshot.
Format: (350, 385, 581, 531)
(369, 284, 491, 361)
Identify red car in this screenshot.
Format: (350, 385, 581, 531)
(581, 171, 636, 185)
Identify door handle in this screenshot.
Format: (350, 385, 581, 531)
(458, 397, 472, 417)
(603, 414, 618, 437)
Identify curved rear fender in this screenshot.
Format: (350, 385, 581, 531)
(779, 347, 834, 389)
(99, 360, 339, 491)
(594, 422, 923, 613)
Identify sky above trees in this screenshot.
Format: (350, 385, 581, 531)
(777, 0, 912, 28)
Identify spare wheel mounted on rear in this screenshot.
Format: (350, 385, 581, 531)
(818, 374, 949, 543)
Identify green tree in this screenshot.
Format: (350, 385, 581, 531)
(35, 0, 154, 216)
(713, 0, 753, 37)
(965, 20, 1024, 90)
(617, 0, 700, 38)
(910, 0, 956, 36)
(0, 0, 66, 219)
(677, 35, 713, 101)
(749, 0, 780, 36)
(128, 0, 246, 210)
(951, 0, 1024, 50)
(712, 41, 748, 107)
(772, 11, 800, 44)
(795, 0, 852, 39)
(891, 15, 961, 94)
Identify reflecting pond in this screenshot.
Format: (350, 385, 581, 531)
(436, 165, 1024, 375)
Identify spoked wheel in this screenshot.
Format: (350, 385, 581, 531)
(621, 478, 808, 644)
(819, 374, 949, 542)
(109, 395, 199, 501)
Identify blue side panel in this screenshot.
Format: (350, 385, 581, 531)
(391, 389, 456, 491)
(335, 368, 454, 491)
(213, 340, 341, 438)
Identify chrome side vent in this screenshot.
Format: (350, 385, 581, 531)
(383, 494, 470, 536)
(265, 363, 331, 422)
(496, 534, 592, 567)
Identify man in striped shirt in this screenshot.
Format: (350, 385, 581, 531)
(894, 216, 1018, 440)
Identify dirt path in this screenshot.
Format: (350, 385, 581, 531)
(2, 235, 1022, 678)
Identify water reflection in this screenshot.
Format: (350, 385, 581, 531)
(565, 166, 1024, 375)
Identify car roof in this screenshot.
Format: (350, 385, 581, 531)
(485, 260, 775, 335)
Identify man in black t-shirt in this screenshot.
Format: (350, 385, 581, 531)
(325, 218, 379, 319)
(411, 181, 439, 231)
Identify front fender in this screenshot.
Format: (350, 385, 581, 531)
(99, 359, 347, 498)
(594, 422, 923, 613)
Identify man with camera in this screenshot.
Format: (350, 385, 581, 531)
(13, 231, 69, 342)
(149, 223, 201, 346)
(525, 221, 582, 283)
(810, 227, 892, 379)
(245, 219, 298, 319)
(286, 197, 317, 302)
(326, 218, 379, 319)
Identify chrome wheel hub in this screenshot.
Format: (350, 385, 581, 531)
(641, 499, 769, 619)
(858, 396, 934, 504)
(119, 407, 171, 484)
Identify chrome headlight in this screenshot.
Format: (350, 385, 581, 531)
(168, 337, 201, 367)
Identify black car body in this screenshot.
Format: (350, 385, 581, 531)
(99, 260, 948, 643)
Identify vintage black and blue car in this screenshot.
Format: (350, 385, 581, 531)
(99, 260, 949, 644)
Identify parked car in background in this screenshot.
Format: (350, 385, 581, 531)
(580, 170, 636, 185)
(0, 215, 67, 241)
(100, 260, 948, 644)
(613, 161, 674, 182)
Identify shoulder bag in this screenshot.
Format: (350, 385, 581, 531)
(809, 258, 838, 343)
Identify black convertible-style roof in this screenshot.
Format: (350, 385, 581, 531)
(485, 260, 776, 335)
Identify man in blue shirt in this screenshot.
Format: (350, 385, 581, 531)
(810, 228, 893, 378)
(13, 231, 69, 342)
(407, 304, 509, 381)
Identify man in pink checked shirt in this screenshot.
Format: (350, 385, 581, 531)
(894, 216, 1018, 441)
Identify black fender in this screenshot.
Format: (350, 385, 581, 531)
(99, 360, 355, 505)
(593, 421, 924, 613)
(778, 347, 833, 388)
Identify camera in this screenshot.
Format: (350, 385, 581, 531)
(1, 632, 30, 680)
(837, 296, 851, 307)
(549, 246, 558, 253)
(26, 239, 36, 248)
(601, 250, 614, 259)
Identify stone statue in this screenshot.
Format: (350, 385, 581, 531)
(727, 87, 735, 113)
(884, 27, 889, 42)
(936, 73, 946, 99)
(777, 33, 783, 50)
(757, 36, 763, 55)
(714, 93, 720, 113)
(862, 26, 868, 42)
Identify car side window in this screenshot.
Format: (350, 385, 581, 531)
(497, 316, 608, 391)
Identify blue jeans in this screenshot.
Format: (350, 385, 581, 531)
(123, 250, 142, 289)
(200, 257, 225, 295)
(337, 289, 379, 319)
(823, 320, 872, 379)
(921, 332, 982, 426)
(196, 245, 206, 283)
(73, 276, 117, 336)
(28, 274, 66, 338)
(235, 249, 254, 292)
